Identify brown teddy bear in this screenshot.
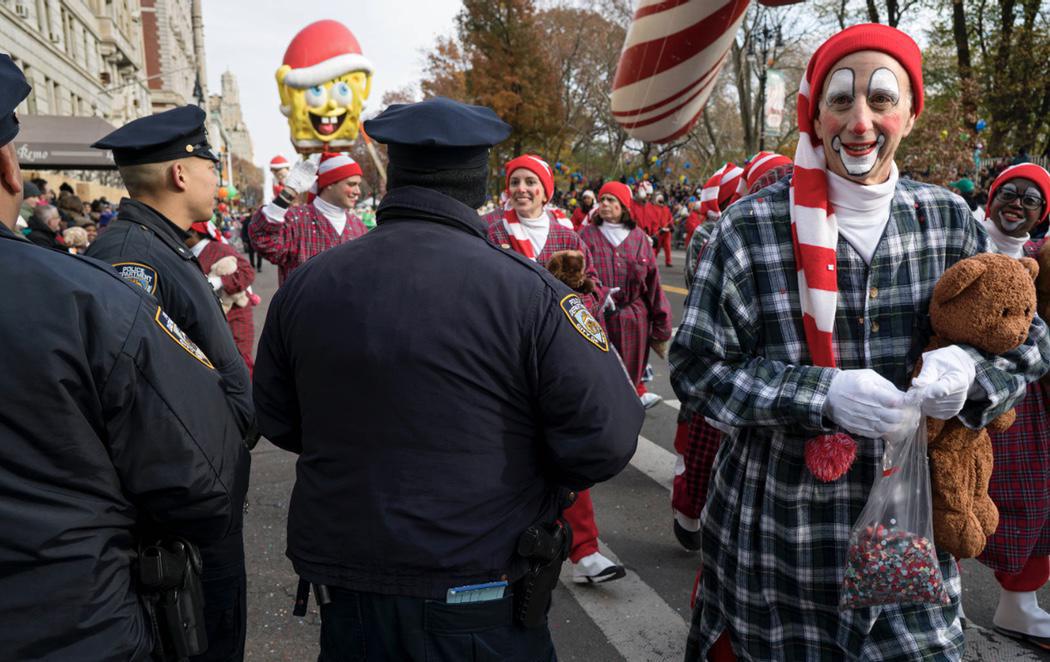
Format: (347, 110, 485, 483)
(546, 250, 595, 295)
(921, 252, 1038, 559)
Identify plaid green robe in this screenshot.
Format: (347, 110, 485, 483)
(670, 177, 1050, 661)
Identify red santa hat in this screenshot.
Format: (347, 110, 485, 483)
(315, 152, 363, 191)
(190, 220, 222, 242)
(505, 154, 554, 201)
(269, 155, 290, 171)
(988, 163, 1050, 223)
(281, 20, 373, 90)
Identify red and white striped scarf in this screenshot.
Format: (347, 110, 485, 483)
(791, 73, 838, 368)
(502, 208, 543, 261)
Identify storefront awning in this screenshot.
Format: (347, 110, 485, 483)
(14, 115, 118, 170)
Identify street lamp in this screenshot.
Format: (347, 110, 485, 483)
(747, 15, 783, 151)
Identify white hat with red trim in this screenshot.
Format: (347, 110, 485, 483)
(281, 20, 373, 90)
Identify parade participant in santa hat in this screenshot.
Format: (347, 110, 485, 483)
(652, 191, 675, 267)
(581, 181, 673, 410)
(488, 154, 626, 585)
(630, 180, 660, 237)
(973, 163, 1050, 649)
(672, 24, 1050, 661)
(250, 152, 367, 285)
(269, 154, 291, 198)
(571, 189, 596, 230)
(186, 220, 257, 374)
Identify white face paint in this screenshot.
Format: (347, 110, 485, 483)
(868, 67, 901, 105)
(832, 134, 886, 176)
(824, 69, 854, 106)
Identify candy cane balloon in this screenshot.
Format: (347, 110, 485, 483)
(612, 0, 801, 144)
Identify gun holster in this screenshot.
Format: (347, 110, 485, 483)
(138, 537, 207, 662)
(513, 517, 572, 629)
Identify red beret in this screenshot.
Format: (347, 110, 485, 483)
(598, 181, 632, 211)
(505, 155, 554, 201)
(989, 163, 1050, 222)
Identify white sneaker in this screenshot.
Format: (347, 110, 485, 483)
(640, 392, 663, 409)
(572, 552, 627, 584)
(993, 590, 1050, 649)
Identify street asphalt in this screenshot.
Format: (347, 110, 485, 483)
(242, 247, 1050, 661)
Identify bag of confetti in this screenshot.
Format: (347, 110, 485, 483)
(840, 399, 949, 609)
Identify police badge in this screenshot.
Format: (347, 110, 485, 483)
(559, 294, 608, 352)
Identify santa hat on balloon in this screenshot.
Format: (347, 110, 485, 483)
(279, 20, 373, 115)
(269, 155, 290, 171)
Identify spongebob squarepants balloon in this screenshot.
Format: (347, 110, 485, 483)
(277, 20, 373, 154)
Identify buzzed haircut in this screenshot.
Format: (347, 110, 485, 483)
(117, 160, 174, 197)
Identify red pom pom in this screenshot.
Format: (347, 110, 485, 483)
(805, 433, 857, 482)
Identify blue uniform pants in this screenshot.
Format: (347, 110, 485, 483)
(317, 587, 557, 661)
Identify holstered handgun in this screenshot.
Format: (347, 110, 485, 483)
(138, 538, 207, 661)
(513, 490, 575, 628)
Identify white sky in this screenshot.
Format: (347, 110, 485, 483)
(201, 1, 462, 169)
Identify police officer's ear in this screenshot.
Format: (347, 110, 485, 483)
(168, 160, 191, 194)
(0, 142, 23, 197)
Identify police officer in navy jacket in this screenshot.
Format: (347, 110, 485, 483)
(85, 106, 253, 662)
(0, 56, 246, 661)
(254, 97, 643, 660)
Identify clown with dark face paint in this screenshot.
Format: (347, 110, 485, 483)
(671, 24, 1050, 661)
(974, 163, 1050, 650)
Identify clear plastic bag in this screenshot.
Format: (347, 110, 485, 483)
(840, 393, 950, 609)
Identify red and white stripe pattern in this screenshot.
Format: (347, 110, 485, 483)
(697, 163, 743, 220)
(790, 66, 838, 368)
(611, 0, 751, 143)
(315, 152, 363, 191)
(548, 207, 575, 230)
(502, 208, 539, 260)
(739, 151, 792, 195)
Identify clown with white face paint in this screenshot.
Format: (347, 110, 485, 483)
(671, 24, 1050, 662)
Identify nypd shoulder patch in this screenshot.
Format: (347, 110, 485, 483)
(560, 294, 609, 352)
(114, 261, 158, 295)
(154, 307, 215, 369)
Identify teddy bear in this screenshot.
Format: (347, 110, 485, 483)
(546, 250, 596, 295)
(919, 252, 1038, 559)
(208, 255, 250, 314)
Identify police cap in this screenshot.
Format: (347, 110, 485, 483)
(363, 97, 511, 170)
(0, 55, 31, 146)
(92, 105, 220, 167)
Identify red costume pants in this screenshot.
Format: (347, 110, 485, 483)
(997, 556, 1050, 591)
(563, 489, 600, 563)
(658, 231, 672, 266)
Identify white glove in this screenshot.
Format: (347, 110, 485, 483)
(282, 154, 321, 195)
(602, 287, 621, 312)
(911, 345, 977, 420)
(824, 369, 908, 439)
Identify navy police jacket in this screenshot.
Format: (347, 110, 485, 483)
(254, 185, 642, 600)
(86, 199, 254, 440)
(0, 224, 247, 661)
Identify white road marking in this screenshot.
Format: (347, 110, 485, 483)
(663, 398, 680, 411)
(560, 540, 689, 662)
(629, 434, 676, 492)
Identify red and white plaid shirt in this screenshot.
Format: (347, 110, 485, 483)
(249, 201, 367, 286)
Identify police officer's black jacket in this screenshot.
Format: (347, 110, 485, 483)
(86, 198, 254, 438)
(0, 224, 248, 661)
(254, 185, 643, 600)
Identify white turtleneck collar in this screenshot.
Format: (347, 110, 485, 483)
(313, 196, 348, 235)
(826, 163, 899, 265)
(599, 220, 631, 248)
(506, 210, 550, 255)
(979, 217, 1028, 259)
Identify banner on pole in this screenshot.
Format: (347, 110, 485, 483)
(763, 69, 787, 139)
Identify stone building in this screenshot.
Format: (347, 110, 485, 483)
(139, 0, 206, 111)
(209, 70, 253, 164)
(0, 0, 151, 124)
